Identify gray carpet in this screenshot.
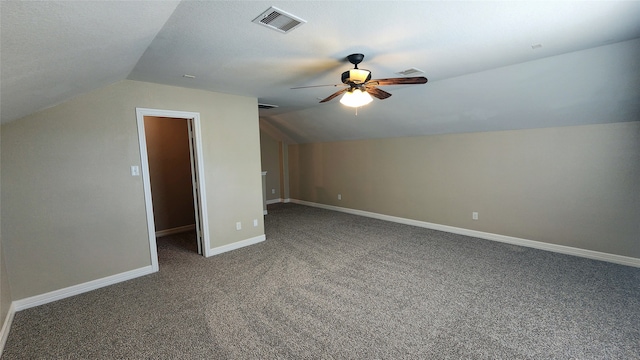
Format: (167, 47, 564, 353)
(3, 203, 639, 359)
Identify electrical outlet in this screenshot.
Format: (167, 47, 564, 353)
(253, 219, 258, 227)
(472, 212, 478, 220)
(271, 189, 275, 194)
(236, 222, 242, 230)
(338, 194, 342, 200)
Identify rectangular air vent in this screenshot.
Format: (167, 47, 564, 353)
(252, 6, 306, 33)
(396, 68, 424, 76)
(258, 103, 279, 109)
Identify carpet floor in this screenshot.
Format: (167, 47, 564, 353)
(3, 203, 639, 359)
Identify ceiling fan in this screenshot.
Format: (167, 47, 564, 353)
(292, 53, 428, 107)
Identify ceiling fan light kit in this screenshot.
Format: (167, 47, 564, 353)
(340, 89, 373, 108)
(293, 53, 428, 109)
(342, 69, 372, 84)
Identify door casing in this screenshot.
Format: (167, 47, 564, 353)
(136, 107, 212, 271)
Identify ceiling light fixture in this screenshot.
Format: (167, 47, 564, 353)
(342, 68, 371, 84)
(340, 88, 373, 108)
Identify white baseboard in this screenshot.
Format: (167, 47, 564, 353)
(0, 302, 16, 357)
(13, 265, 155, 312)
(0, 265, 155, 354)
(155, 224, 195, 237)
(208, 235, 266, 257)
(290, 199, 640, 268)
(265, 198, 291, 204)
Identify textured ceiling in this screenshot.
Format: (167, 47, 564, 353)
(2, 1, 640, 143)
(0, 1, 180, 124)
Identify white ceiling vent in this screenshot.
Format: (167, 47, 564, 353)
(396, 68, 424, 76)
(252, 6, 306, 33)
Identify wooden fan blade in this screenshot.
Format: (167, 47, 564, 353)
(365, 86, 392, 100)
(319, 88, 348, 103)
(291, 84, 345, 89)
(368, 76, 428, 86)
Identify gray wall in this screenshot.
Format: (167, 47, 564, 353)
(1, 80, 264, 300)
(260, 130, 282, 202)
(0, 123, 11, 326)
(0, 252, 10, 327)
(289, 122, 640, 258)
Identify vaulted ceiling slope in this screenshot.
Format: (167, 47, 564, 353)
(2, 1, 640, 143)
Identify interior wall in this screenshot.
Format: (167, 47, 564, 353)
(0, 123, 11, 328)
(281, 143, 290, 200)
(144, 117, 195, 232)
(1, 79, 264, 300)
(0, 253, 9, 326)
(289, 121, 640, 259)
(260, 129, 282, 201)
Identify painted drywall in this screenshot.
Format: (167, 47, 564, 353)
(0, 123, 11, 328)
(144, 117, 195, 232)
(265, 38, 640, 144)
(281, 143, 290, 200)
(260, 130, 282, 201)
(0, 250, 10, 328)
(289, 122, 640, 259)
(1, 80, 264, 300)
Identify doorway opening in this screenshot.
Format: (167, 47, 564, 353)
(136, 108, 211, 271)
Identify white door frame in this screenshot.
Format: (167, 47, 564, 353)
(136, 107, 212, 271)
(186, 119, 203, 255)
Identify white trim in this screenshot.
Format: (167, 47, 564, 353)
(290, 199, 640, 268)
(284, 198, 291, 203)
(0, 302, 16, 357)
(187, 119, 203, 255)
(266, 198, 283, 205)
(136, 108, 212, 263)
(136, 111, 159, 271)
(190, 114, 212, 258)
(208, 235, 266, 257)
(155, 224, 196, 238)
(13, 266, 154, 312)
